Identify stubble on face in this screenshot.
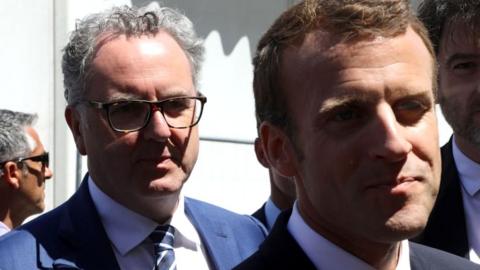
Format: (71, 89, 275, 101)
(439, 93, 480, 147)
(437, 21, 480, 149)
(279, 27, 439, 263)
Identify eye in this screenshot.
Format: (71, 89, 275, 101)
(110, 102, 145, 115)
(163, 98, 190, 111)
(451, 61, 477, 76)
(394, 99, 430, 125)
(316, 103, 368, 137)
(332, 105, 362, 122)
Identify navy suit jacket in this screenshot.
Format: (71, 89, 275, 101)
(234, 210, 479, 270)
(413, 139, 470, 258)
(0, 176, 267, 270)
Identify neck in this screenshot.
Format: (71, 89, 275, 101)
(455, 135, 480, 163)
(0, 191, 24, 229)
(298, 200, 401, 270)
(0, 208, 22, 229)
(270, 183, 296, 211)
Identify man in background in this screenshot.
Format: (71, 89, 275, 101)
(413, 0, 480, 263)
(252, 137, 296, 231)
(0, 109, 52, 235)
(235, 0, 477, 269)
(0, 5, 266, 270)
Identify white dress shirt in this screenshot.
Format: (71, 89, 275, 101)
(287, 202, 411, 270)
(453, 137, 480, 263)
(264, 197, 282, 230)
(88, 177, 210, 270)
(0, 221, 10, 237)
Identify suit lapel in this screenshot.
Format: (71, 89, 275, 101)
(184, 197, 241, 270)
(252, 210, 316, 269)
(50, 175, 120, 269)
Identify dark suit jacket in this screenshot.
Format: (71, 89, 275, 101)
(0, 175, 267, 270)
(252, 203, 267, 229)
(234, 210, 479, 270)
(413, 139, 470, 258)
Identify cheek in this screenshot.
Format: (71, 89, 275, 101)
(302, 143, 357, 195)
(171, 128, 199, 164)
(406, 124, 441, 185)
(439, 73, 474, 101)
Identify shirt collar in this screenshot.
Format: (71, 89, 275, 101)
(264, 197, 282, 230)
(453, 137, 480, 196)
(0, 221, 10, 236)
(287, 202, 410, 270)
(88, 176, 200, 255)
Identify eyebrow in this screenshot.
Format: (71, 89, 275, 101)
(318, 88, 432, 115)
(318, 93, 378, 114)
(445, 53, 480, 67)
(106, 88, 197, 103)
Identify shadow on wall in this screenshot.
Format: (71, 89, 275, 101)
(132, 0, 422, 56)
(132, 0, 289, 56)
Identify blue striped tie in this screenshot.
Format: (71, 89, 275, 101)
(149, 225, 176, 270)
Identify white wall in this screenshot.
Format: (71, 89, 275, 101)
(0, 0, 452, 218)
(0, 0, 56, 211)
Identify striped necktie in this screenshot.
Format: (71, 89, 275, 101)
(149, 225, 176, 270)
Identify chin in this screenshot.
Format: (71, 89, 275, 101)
(32, 203, 45, 215)
(145, 178, 183, 196)
(382, 209, 428, 241)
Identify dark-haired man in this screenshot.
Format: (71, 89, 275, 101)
(235, 0, 478, 269)
(252, 137, 296, 230)
(413, 0, 480, 263)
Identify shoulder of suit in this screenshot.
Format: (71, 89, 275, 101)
(409, 242, 479, 269)
(184, 197, 268, 234)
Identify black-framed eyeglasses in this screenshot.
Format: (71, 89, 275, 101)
(84, 96, 207, 133)
(0, 152, 49, 168)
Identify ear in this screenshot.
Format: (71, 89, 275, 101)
(259, 122, 298, 178)
(65, 106, 87, 155)
(254, 137, 269, 168)
(1, 162, 22, 189)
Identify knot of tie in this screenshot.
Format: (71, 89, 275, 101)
(149, 225, 176, 270)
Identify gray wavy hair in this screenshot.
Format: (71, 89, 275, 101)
(0, 109, 38, 163)
(62, 5, 204, 105)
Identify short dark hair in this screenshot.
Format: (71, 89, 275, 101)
(418, 0, 480, 54)
(253, 0, 434, 135)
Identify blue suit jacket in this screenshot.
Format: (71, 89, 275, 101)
(0, 177, 267, 270)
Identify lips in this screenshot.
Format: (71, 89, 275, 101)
(136, 155, 172, 164)
(366, 175, 422, 190)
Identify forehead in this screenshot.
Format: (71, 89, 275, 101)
(279, 27, 433, 103)
(25, 127, 44, 155)
(439, 21, 480, 57)
(87, 32, 194, 100)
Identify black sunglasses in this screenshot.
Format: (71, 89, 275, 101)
(0, 152, 49, 168)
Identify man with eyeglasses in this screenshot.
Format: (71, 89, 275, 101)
(0, 5, 266, 270)
(0, 109, 53, 236)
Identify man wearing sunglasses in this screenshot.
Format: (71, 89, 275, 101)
(0, 109, 53, 236)
(0, 4, 266, 270)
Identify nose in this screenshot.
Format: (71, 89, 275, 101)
(143, 109, 172, 142)
(368, 104, 412, 162)
(44, 166, 53, 180)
